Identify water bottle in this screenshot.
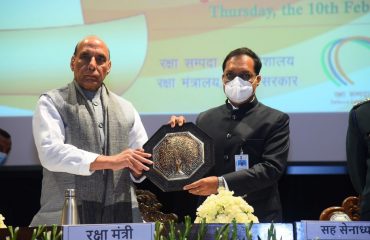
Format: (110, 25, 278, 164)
(61, 188, 80, 225)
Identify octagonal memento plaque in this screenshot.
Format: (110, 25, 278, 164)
(143, 122, 214, 192)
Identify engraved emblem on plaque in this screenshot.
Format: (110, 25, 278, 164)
(153, 132, 204, 180)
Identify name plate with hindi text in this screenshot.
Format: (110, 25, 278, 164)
(299, 220, 370, 240)
(62, 223, 154, 240)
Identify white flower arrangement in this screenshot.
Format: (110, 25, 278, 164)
(0, 213, 6, 228)
(194, 188, 259, 224)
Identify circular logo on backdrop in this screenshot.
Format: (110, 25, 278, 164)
(322, 36, 370, 86)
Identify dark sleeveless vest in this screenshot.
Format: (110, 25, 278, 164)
(31, 82, 141, 225)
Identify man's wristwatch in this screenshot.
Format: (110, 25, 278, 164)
(218, 177, 225, 188)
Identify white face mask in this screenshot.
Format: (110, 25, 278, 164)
(224, 76, 254, 104)
(0, 152, 7, 165)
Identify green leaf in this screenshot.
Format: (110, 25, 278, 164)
(214, 223, 229, 240)
(196, 218, 207, 240)
(31, 225, 46, 240)
(177, 215, 192, 240)
(6, 226, 19, 240)
(267, 222, 277, 240)
(221, 224, 230, 240)
(183, 215, 192, 239)
(154, 221, 165, 240)
(245, 222, 253, 240)
(168, 220, 176, 240)
(231, 219, 237, 240)
(49, 224, 62, 240)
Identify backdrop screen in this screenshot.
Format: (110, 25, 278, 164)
(0, 0, 369, 166)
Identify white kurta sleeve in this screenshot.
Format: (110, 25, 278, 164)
(128, 108, 148, 149)
(33, 95, 98, 176)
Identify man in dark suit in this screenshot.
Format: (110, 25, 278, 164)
(170, 47, 290, 222)
(346, 98, 370, 221)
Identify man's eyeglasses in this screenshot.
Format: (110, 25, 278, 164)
(224, 72, 256, 82)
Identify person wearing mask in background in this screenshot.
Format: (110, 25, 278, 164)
(0, 128, 11, 165)
(346, 98, 370, 220)
(31, 35, 153, 226)
(170, 47, 290, 223)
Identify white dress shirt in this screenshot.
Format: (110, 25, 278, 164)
(33, 95, 148, 178)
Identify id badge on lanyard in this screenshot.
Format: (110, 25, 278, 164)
(235, 148, 249, 171)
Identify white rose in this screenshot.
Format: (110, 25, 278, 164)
(0, 214, 6, 228)
(195, 189, 259, 224)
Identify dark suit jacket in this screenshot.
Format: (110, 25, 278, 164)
(196, 98, 290, 223)
(346, 99, 370, 220)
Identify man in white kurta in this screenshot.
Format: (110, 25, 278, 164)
(31, 36, 153, 225)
